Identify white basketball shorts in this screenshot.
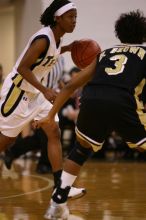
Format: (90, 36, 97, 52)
(0, 75, 58, 137)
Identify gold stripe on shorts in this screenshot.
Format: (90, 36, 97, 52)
(12, 73, 23, 86)
(75, 126, 103, 152)
(127, 137, 146, 150)
(1, 75, 24, 117)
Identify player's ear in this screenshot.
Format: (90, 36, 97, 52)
(54, 16, 61, 24)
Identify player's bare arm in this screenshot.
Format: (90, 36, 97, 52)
(17, 38, 57, 102)
(35, 57, 97, 128)
(61, 41, 76, 53)
(49, 57, 97, 115)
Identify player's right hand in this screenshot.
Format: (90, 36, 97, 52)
(33, 116, 55, 129)
(43, 88, 58, 103)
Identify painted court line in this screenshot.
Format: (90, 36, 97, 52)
(0, 174, 53, 200)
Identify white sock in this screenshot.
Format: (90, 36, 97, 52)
(60, 171, 77, 188)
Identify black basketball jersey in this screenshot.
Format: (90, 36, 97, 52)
(83, 44, 146, 104)
(77, 44, 146, 149)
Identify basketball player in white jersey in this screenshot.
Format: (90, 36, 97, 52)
(0, 0, 85, 200)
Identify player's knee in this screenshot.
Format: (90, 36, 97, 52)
(68, 141, 93, 166)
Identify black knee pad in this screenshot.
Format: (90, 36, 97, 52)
(68, 141, 93, 166)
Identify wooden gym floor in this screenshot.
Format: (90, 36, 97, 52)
(0, 159, 146, 220)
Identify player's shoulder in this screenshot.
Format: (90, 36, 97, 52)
(103, 43, 146, 55)
(29, 27, 52, 47)
(32, 27, 51, 38)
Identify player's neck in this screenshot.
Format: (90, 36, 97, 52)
(52, 26, 65, 43)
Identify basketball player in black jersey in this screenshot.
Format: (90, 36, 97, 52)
(36, 10, 146, 219)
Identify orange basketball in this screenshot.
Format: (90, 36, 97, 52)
(71, 39, 101, 69)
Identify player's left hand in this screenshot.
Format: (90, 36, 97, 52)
(61, 41, 78, 53)
(32, 116, 55, 129)
(43, 88, 58, 103)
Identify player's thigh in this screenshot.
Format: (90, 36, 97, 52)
(0, 86, 40, 137)
(76, 99, 111, 152)
(34, 95, 59, 122)
(117, 107, 146, 149)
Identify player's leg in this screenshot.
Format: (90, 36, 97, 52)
(44, 135, 102, 219)
(0, 80, 48, 167)
(115, 104, 146, 152)
(0, 133, 16, 153)
(0, 77, 30, 154)
(40, 119, 86, 194)
(35, 96, 86, 200)
(4, 132, 41, 170)
(35, 128, 52, 174)
(44, 99, 107, 219)
(40, 120, 63, 176)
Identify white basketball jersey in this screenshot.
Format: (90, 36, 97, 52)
(10, 27, 62, 94)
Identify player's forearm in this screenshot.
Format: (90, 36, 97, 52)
(49, 86, 75, 118)
(48, 77, 87, 118)
(61, 46, 70, 53)
(61, 42, 74, 53)
(17, 66, 46, 94)
(48, 59, 97, 118)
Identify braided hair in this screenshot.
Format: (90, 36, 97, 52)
(115, 10, 146, 44)
(40, 0, 72, 27)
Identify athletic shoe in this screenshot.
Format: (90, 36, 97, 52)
(68, 186, 86, 199)
(44, 200, 69, 219)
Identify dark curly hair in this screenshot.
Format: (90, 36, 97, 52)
(40, 0, 71, 27)
(115, 10, 146, 44)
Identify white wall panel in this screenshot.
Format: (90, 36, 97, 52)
(62, 0, 146, 71)
(0, 6, 14, 76)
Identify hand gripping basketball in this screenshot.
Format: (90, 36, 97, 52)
(71, 39, 101, 69)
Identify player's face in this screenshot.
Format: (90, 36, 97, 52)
(59, 9, 77, 33)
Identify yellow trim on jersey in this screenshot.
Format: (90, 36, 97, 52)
(75, 127, 103, 152)
(127, 142, 137, 148)
(134, 79, 145, 111)
(127, 141, 146, 150)
(2, 74, 24, 115)
(138, 110, 146, 129)
(141, 143, 146, 150)
(1, 74, 24, 116)
(134, 79, 146, 128)
(12, 74, 23, 86)
(3, 86, 22, 114)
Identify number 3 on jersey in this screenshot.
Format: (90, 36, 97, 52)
(105, 54, 128, 75)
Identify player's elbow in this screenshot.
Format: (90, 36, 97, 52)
(17, 64, 28, 76)
(17, 65, 24, 75)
